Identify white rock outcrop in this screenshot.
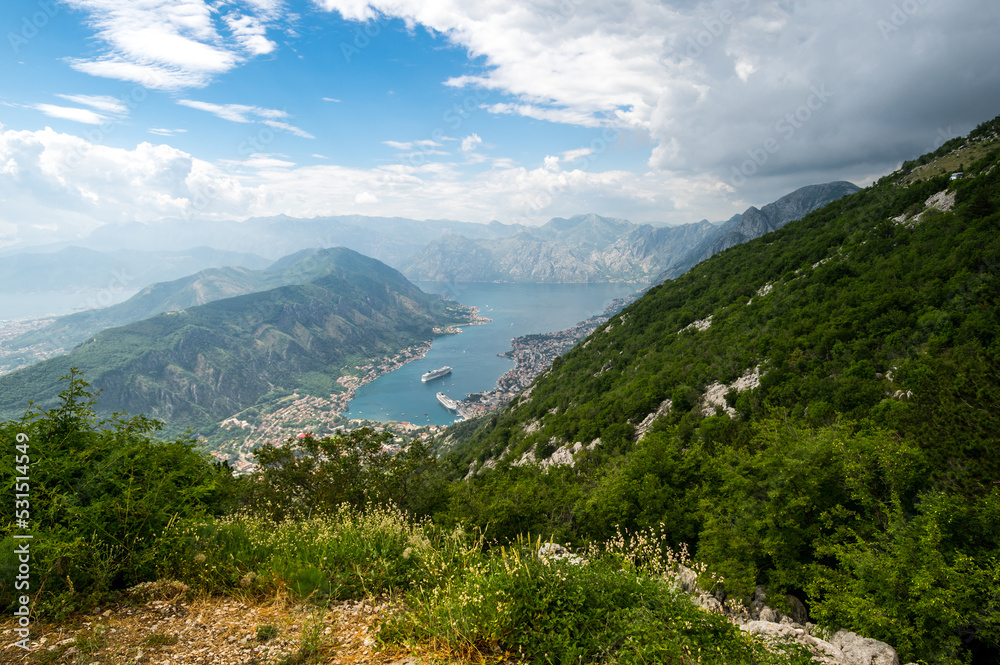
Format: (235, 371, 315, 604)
(700, 366, 762, 418)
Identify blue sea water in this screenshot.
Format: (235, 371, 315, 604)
(345, 281, 637, 425)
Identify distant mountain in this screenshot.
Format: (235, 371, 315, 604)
(402, 184, 858, 284)
(0, 248, 473, 435)
(0, 248, 395, 373)
(402, 214, 720, 283)
(6, 215, 526, 265)
(651, 182, 860, 283)
(0, 246, 270, 293)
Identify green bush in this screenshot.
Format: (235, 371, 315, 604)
(0, 369, 238, 618)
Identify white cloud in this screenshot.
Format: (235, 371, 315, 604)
(148, 128, 188, 136)
(262, 120, 315, 139)
(177, 100, 278, 123)
(560, 147, 593, 163)
(460, 133, 482, 152)
(0, 125, 748, 248)
(224, 13, 277, 56)
(62, 0, 286, 89)
(55, 94, 129, 116)
(177, 100, 313, 138)
(32, 104, 107, 125)
(321, 97, 342, 103)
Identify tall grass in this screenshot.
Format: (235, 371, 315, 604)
(154, 505, 814, 664)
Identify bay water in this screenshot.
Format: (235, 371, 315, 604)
(346, 281, 637, 425)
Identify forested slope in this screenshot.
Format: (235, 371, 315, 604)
(435, 116, 1000, 664)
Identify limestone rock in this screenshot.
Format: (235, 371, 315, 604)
(537, 542, 587, 565)
(831, 629, 901, 665)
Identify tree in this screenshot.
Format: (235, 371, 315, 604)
(248, 427, 447, 521)
(0, 369, 236, 617)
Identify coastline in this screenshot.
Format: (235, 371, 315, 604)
(218, 303, 490, 465)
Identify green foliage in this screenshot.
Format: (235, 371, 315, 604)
(379, 531, 811, 665)
(247, 429, 448, 521)
(810, 490, 1000, 664)
(0, 369, 238, 618)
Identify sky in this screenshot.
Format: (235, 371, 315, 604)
(1, 0, 999, 248)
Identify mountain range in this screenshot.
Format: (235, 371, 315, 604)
(0, 248, 474, 436)
(0, 247, 424, 373)
(402, 182, 859, 284)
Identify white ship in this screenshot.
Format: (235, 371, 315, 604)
(436, 392, 459, 411)
(421, 366, 452, 382)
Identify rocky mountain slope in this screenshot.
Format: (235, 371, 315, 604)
(433, 116, 1000, 664)
(652, 181, 860, 282)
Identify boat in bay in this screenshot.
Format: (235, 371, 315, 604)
(421, 366, 452, 382)
(436, 392, 459, 411)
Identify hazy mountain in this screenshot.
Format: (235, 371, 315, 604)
(0, 248, 379, 373)
(402, 213, 720, 283)
(0, 246, 270, 294)
(0, 247, 473, 434)
(402, 184, 857, 284)
(5, 215, 526, 265)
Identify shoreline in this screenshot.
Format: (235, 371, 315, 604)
(219, 305, 490, 463)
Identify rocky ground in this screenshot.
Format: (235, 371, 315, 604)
(0, 574, 910, 665)
(0, 589, 440, 665)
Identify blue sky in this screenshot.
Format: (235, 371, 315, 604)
(1, 0, 999, 248)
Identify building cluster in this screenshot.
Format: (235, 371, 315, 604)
(0, 316, 59, 375)
(212, 342, 444, 473)
(457, 312, 613, 412)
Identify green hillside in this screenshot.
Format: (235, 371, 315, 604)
(0, 247, 472, 437)
(434, 116, 1000, 663)
(0, 247, 392, 373)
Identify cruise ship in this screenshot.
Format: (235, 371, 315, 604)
(436, 392, 460, 411)
(421, 366, 452, 382)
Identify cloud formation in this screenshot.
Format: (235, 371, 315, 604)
(0, 125, 723, 246)
(62, 0, 286, 89)
(315, 0, 1000, 189)
(177, 100, 314, 138)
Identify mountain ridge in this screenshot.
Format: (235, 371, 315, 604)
(402, 183, 858, 284)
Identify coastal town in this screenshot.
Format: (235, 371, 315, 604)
(214, 341, 448, 472)
(211, 305, 494, 471)
(455, 292, 639, 417)
(0, 315, 59, 374)
(205, 295, 645, 471)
